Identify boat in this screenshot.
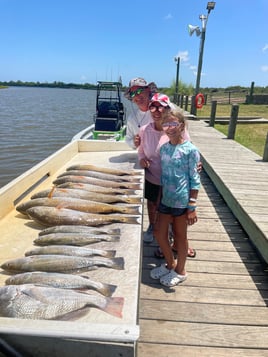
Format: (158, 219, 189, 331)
(0, 139, 143, 356)
(73, 81, 127, 141)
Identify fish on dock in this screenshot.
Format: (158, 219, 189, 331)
(5, 272, 117, 297)
(16, 196, 141, 216)
(38, 225, 120, 236)
(25, 245, 116, 258)
(67, 163, 140, 176)
(56, 181, 136, 195)
(26, 206, 141, 227)
(34, 233, 120, 246)
(58, 169, 141, 183)
(1, 255, 125, 274)
(52, 175, 141, 190)
(31, 188, 142, 204)
(0, 284, 124, 319)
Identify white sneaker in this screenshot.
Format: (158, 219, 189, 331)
(143, 224, 154, 243)
(160, 270, 187, 287)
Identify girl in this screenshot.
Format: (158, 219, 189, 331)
(150, 109, 200, 287)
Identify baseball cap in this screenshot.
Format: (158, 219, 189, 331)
(149, 93, 171, 107)
(124, 77, 157, 100)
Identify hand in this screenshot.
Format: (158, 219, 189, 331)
(187, 209, 198, 225)
(140, 158, 150, 169)
(134, 134, 141, 148)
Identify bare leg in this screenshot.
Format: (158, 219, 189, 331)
(172, 213, 188, 275)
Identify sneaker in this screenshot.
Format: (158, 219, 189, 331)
(143, 224, 154, 243)
(150, 263, 170, 280)
(160, 269, 187, 287)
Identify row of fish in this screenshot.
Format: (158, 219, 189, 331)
(0, 164, 143, 320)
(16, 164, 143, 227)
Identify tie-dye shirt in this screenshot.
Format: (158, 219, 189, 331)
(160, 141, 200, 208)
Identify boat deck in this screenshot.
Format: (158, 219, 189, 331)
(137, 120, 268, 356)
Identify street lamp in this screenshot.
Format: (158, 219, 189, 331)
(189, 1, 216, 115)
(174, 56, 180, 105)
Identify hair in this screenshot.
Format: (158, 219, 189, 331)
(162, 108, 185, 124)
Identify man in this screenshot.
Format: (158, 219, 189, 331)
(124, 77, 157, 149)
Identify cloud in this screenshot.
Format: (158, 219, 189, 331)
(262, 44, 268, 52)
(176, 51, 190, 63)
(164, 14, 172, 20)
(261, 65, 268, 72)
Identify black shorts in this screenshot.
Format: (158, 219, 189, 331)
(145, 179, 160, 203)
(158, 202, 187, 217)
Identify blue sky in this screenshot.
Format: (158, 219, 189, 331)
(1, 0, 268, 88)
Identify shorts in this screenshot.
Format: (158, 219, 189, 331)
(145, 179, 160, 203)
(158, 202, 187, 217)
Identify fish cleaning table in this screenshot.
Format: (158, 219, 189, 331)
(0, 140, 144, 357)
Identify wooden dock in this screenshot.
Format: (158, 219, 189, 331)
(137, 120, 268, 356)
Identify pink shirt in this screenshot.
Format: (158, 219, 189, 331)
(138, 123, 191, 185)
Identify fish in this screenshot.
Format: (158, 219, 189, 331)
(38, 225, 120, 236)
(25, 245, 116, 258)
(58, 169, 141, 183)
(5, 272, 116, 297)
(34, 233, 120, 246)
(52, 175, 141, 190)
(16, 196, 141, 216)
(31, 188, 142, 204)
(67, 163, 140, 176)
(0, 284, 124, 319)
(26, 206, 141, 227)
(56, 181, 136, 195)
(1, 255, 125, 274)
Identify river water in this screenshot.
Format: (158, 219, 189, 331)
(0, 86, 131, 188)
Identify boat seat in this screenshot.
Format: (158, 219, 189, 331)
(97, 101, 118, 118)
(95, 118, 123, 131)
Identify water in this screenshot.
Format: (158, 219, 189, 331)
(0, 87, 97, 188)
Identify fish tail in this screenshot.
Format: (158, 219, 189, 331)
(111, 257, 125, 270)
(124, 206, 141, 215)
(108, 228, 121, 235)
(103, 250, 116, 258)
(102, 297, 124, 318)
(107, 235, 120, 242)
(97, 283, 117, 297)
(123, 216, 141, 225)
(126, 197, 142, 204)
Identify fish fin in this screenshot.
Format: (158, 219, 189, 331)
(48, 186, 56, 198)
(111, 257, 125, 270)
(54, 308, 90, 321)
(101, 297, 124, 318)
(123, 205, 141, 215)
(109, 228, 121, 235)
(96, 283, 117, 297)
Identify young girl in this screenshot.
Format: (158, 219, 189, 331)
(150, 109, 200, 287)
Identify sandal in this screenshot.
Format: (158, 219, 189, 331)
(160, 270, 187, 287)
(150, 263, 170, 280)
(154, 247, 196, 259)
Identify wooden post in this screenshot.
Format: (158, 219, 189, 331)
(263, 132, 268, 162)
(185, 96, 189, 111)
(209, 100, 217, 127)
(227, 104, 239, 139)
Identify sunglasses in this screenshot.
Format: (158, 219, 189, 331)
(162, 122, 182, 129)
(129, 87, 146, 98)
(149, 105, 165, 113)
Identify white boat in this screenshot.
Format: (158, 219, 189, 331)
(0, 139, 144, 357)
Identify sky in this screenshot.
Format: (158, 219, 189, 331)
(1, 0, 268, 88)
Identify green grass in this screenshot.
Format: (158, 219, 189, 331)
(197, 103, 268, 117)
(194, 104, 268, 157)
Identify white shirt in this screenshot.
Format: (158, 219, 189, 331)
(125, 108, 153, 149)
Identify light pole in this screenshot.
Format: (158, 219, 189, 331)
(174, 56, 180, 105)
(189, 1, 216, 115)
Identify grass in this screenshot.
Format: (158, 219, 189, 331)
(197, 103, 268, 117)
(195, 104, 268, 157)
